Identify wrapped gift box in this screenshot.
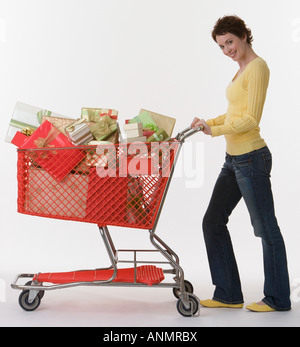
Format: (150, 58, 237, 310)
(138, 109, 176, 137)
(89, 115, 117, 141)
(129, 112, 158, 132)
(65, 119, 94, 145)
(125, 129, 142, 137)
(122, 122, 145, 142)
(11, 131, 29, 147)
(23, 166, 88, 219)
(6, 102, 41, 143)
(125, 119, 155, 138)
(146, 128, 170, 142)
(16, 120, 85, 181)
(42, 115, 75, 135)
(123, 123, 143, 132)
(6, 101, 66, 143)
(81, 107, 119, 143)
(81, 107, 118, 122)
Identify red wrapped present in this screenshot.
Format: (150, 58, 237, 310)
(11, 131, 29, 147)
(17, 120, 85, 181)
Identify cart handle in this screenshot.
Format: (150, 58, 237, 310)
(176, 125, 204, 142)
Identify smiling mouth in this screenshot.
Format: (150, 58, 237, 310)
(229, 51, 237, 58)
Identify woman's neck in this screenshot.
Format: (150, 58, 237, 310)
(237, 47, 258, 69)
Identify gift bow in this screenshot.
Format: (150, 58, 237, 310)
(90, 115, 117, 141)
(21, 127, 36, 136)
(152, 133, 165, 142)
(98, 110, 118, 120)
(34, 127, 61, 148)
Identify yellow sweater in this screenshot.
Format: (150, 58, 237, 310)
(206, 57, 269, 155)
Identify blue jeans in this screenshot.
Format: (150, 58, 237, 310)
(202, 146, 291, 310)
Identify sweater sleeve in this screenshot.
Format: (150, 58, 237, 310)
(211, 61, 270, 137)
(206, 114, 226, 127)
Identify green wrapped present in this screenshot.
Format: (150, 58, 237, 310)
(90, 115, 117, 141)
(129, 111, 158, 132)
(138, 109, 176, 137)
(147, 128, 170, 142)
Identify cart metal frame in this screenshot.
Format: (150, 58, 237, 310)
(11, 126, 203, 317)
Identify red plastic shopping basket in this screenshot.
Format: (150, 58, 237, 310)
(17, 141, 179, 229)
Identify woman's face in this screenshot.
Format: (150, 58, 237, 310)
(216, 33, 248, 62)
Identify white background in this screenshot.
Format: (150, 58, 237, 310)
(0, 0, 300, 327)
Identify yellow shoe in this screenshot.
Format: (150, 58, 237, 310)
(200, 299, 243, 309)
(246, 302, 275, 312)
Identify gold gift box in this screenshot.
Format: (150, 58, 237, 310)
(81, 107, 118, 122)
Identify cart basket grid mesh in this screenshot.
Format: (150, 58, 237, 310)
(17, 142, 179, 229)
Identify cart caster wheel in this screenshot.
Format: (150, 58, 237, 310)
(177, 295, 199, 317)
(24, 281, 45, 299)
(173, 280, 194, 299)
(18, 290, 41, 311)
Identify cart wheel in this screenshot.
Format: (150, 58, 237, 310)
(177, 295, 199, 317)
(18, 290, 41, 311)
(25, 281, 45, 299)
(173, 280, 194, 299)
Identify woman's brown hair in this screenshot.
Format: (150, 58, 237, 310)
(212, 15, 253, 46)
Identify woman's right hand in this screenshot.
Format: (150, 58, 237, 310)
(191, 117, 211, 135)
(191, 117, 201, 128)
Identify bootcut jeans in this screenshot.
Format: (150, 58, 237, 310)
(202, 146, 291, 310)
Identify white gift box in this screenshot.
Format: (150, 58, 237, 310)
(124, 128, 143, 138)
(6, 101, 65, 143)
(123, 123, 143, 131)
(123, 122, 143, 138)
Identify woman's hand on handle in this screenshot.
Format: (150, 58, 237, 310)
(191, 117, 212, 135)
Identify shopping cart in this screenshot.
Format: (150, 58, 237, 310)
(11, 125, 203, 317)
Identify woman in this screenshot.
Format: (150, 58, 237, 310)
(192, 15, 291, 312)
